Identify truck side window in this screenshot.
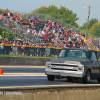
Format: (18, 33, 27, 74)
(91, 52, 96, 61)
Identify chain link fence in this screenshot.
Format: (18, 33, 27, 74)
(0, 45, 61, 57)
(0, 18, 36, 43)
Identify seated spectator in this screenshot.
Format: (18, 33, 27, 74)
(81, 43, 87, 49)
(4, 17, 9, 27)
(0, 11, 3, 19)
(26, 15, 30, 21)
(87, 37, 92, 44)
(30, 15, 34, 22)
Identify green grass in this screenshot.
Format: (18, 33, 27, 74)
(0, 54, 57, 58)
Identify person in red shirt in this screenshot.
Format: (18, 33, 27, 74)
(43, 33, 47, 43)
(49, 21, 52, 26)
(65, 32, 69, 37)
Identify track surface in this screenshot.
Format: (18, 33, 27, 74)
(0, 66, 99, 87)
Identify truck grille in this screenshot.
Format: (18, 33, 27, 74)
(51, 64, 78, 71)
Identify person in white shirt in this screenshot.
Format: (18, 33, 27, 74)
(27, 28, 30, 34)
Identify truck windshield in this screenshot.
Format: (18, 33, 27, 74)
(59, 49, 91, 60)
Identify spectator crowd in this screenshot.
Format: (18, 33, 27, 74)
(0, 10, 99, 56)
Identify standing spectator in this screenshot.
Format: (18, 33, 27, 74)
(26, 15, 30, 21)
(0, 35, 3, 43)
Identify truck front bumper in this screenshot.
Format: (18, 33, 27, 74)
(45, 70, 85, 78)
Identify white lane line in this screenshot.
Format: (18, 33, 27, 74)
(0, 73, 46, 77)
(0, 84, 100, 89)
(0, 66, 45, 68)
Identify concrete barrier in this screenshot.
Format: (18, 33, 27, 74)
(0, 86, 100, 100)
(0, 57, 53, 65)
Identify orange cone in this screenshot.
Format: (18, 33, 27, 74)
(0, 69, 3, 74)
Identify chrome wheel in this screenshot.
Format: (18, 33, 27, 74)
(82, 70, 91, 83)
(87, 71, 90, 82)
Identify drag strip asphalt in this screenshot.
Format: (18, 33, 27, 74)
(0, 65, 99, 87)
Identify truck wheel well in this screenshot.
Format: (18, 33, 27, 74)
(87, 69, 91, 74)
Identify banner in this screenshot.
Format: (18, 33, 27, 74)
(12, 47, 17, 55)
(45, 48, 50, 56)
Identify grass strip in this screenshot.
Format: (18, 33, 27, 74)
(0, 54, 57, 58)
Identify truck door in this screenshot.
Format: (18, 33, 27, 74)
(91, 51, 99, 78)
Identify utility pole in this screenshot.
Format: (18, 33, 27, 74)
(85, 5, 91, 39)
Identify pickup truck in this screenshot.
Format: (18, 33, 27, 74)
(45, 48, 100, 83)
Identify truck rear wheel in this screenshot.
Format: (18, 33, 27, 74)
(82, 70, 91, 83)
(47, 75, 55, 81)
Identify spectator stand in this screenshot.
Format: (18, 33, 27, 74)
(0, 10, 99, 57)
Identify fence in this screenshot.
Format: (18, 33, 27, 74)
(0, 19, 38, 43)
(0, 45, 62, 57)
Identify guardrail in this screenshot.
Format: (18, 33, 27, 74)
(0, 84, 100, 100)
(0, 45, 62, 57)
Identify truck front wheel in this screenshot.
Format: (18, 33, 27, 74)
(47, 75, 55, 81)
(97, 78, 100, 83)
(67, 77, 73, 82)
(82, 70, 91, 83)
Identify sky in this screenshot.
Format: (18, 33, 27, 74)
(0, 0, 100, 26)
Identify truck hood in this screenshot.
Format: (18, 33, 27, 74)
(48, 58, 90, 65)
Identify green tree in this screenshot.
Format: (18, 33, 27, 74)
(0, 28, 3, 34)
(0, 28, 15, 41)
(0, 8, 10, 14)
(31, 5, 79, 27)
(88, 22, 100, 37)
(81, 18, 98, 30)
